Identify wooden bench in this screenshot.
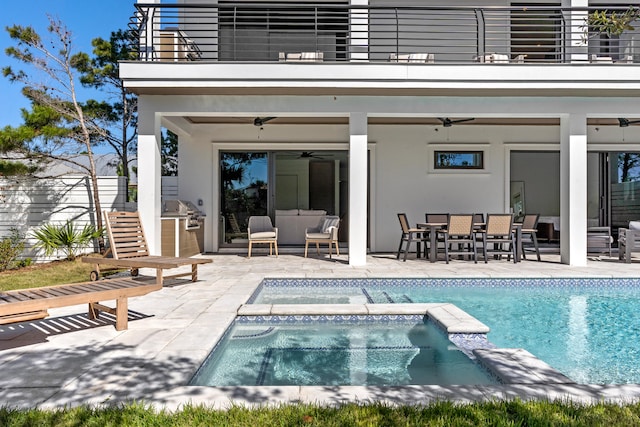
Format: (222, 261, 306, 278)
(0, 277, 161, 330)
(82, 211, 211, 286)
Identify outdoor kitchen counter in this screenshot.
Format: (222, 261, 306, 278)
(161, 217, 205, 258)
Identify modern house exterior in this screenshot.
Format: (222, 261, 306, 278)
(119, 0, 640, 266)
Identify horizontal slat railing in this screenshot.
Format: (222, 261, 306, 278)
(127, 3, 640, 64)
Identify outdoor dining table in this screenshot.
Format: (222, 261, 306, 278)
(417, 222, 523, 263)
(416, 222, 446, 262)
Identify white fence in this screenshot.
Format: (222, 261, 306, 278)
(0, 175, 127, 262)
(0, 175, 180, 263)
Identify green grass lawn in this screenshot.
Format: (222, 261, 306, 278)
(2, 401, 640, 426)
(0, 254, 120, 291)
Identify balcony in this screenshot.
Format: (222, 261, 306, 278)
(129, 3, 640, 64)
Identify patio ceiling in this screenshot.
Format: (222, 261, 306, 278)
(184, 116, 631, 127)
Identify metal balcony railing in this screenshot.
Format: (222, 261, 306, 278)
(128, 3, 640, 64)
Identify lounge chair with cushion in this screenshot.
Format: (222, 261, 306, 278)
(248, 216, 278, 258)
(587, 226, 613, 257)
(305, 215, 340, 258)
(619, 221, 640, 262)
(389, 53, 435, 63)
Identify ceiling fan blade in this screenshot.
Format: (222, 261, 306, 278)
(254, 116, 277, 126)
(450, 118, 475, 124)
(437, 117, 475, 127)
(619, 118, 640, 127)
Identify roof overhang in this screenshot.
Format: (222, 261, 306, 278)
(120, 62, 640, 97)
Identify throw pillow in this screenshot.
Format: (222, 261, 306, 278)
(322, 217, 339, 233)
(630, 221, 640, 230)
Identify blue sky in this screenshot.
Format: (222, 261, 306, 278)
(0, 0, 135, 128)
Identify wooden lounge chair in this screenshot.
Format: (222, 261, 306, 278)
(0, 276, 160, 330)
(82, 211, 211, 286)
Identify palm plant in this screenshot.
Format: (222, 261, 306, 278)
(32, 221, 102, 260)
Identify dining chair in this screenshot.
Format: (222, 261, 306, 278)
(436, 214, 477, 263)
(479, 213, 516, 263)
(425, 213, 449, 224)
(520, 213, 541, 261)
(397, 213, 429, 261)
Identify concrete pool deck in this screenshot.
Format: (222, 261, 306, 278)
(2, 251, 640, 410)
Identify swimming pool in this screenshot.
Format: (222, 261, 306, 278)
(190, 315, 499, 386)
(249, 278, 640, 384)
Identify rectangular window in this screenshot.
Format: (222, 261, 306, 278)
(434, 151, 484, 170)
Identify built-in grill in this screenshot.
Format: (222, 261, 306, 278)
(162, 199, 204, 230)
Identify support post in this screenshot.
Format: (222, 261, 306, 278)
(137, 101, 162, 256)
(349, 112, 368, 266)
(560, 114, 588, 265)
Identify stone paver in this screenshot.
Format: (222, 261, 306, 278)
(2, 251, 640, 409)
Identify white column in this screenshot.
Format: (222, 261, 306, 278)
(350, 0, 369, 62)
(137, 100, 163, 255)
(349, 112, 368, 266)
(567, 0, 589, 63)
(560, 114, 588, 265)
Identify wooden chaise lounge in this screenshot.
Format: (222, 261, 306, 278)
(82, 211, 211, 286)
(0, 276, 160, 330)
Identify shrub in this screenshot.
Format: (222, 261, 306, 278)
(32, 221, 102, 260)
(0, 228, 25, 271)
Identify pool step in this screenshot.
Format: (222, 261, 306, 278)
(474, 348, 575, 384)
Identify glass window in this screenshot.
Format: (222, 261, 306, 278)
(434, 151, 484, 169)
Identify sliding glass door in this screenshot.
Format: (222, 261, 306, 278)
(220, 152, 268, 245)
(220, 150, 350, 246)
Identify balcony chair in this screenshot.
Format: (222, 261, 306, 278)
(397, 213, 429, 261)
(389, 53, 435, 63)
(479, 213, 516, 263)
(436, 214, 477, 264)
(520, 213, 541, 261)
(474, 53, 526, 63)
(587, 226, 613, 257)
(247, 216, 278, 258)
(304, 215, 340, 258)
(279, 51, 324, 62)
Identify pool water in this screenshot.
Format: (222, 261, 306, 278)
(249, 278, 640, 384)
(190, 315, 498, 386)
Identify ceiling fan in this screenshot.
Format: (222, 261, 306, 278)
(618, 118, 640, 127)
(298, 151, 330, 159)
(253, 116, 277, 127)
(437, 117, 475, 127)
